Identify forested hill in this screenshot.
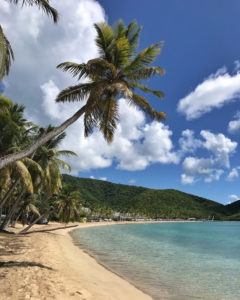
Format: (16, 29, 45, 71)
(62, 174, 238, 220)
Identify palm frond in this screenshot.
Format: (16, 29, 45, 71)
(125, 43, 163, 72)
(130, 82, 165, 99)
(57, 62, 87, 80)
(54, 158, 71, 171)
(0, 167, 11, 191)
(0, 26, 14, 79)
(94, 23, 115, 60)
(131, 93, 166, 121)
(99, 97, 119, 143)
(14, 160, 33, 194)
(57, 150, 77, 157)
(22, 157, 44, 175)
(8, 0, 59, 23)
(114, 20, 126, 39)
(86, 59, 117, 80)
(126, 66, 165, 80)
(56, 83, 92, 103)
(26, 203, 40, 216)
(83, 102, 99, 138)
(126, 20, 141, 53)
(114, 36, 131, 67)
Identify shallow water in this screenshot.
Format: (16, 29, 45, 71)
(71, 222, 240, 300)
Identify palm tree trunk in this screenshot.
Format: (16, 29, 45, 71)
(19, 214, 45, 234)
(0, 105, 86, 170)
(0, 191, 24, 231)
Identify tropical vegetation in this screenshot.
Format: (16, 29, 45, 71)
(0, 96, 79, 232)
(62, 174, 240, 220)
(0, 20, 165, 169)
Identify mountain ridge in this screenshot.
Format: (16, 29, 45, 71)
(63, 174, 239, 220)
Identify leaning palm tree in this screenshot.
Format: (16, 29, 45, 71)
(0, 20, 165, 169)
(0, 0, 58, 79)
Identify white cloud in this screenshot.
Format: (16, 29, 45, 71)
(226, 167, 240, 181)
(1, 1, 180, 174)
(99, 177, 107, 181)
(3, 1, 239, 181)
(58, 98, 178, 173)
(177, 67, 240, 120)
(228, 194, 239, 203)
(128, 179, 136, 185)
(200, 130, 237, 168)
(182, 156, 224, 183)
(228, 111, 240, 134)
(181, 174, 195, 185)
(1, 0, 105, 122)
(178, 129, 202, 156)
(180, 130, 237, 184)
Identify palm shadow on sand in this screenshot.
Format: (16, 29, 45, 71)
(0, 260, 53, 270)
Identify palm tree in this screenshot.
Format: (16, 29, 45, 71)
(0, 20, 165, 169)
(0, 96, 44, 229)
(0, 0, 58, 79)
(55, 187, 81, 224)
(0, 97, 37, 207)
(18, 132, 77, 233)
(34, 129, 77, 195)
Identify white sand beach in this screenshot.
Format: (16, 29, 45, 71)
(0, 222, 153, 300)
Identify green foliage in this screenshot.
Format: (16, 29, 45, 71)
(6, 0, 58, 23)
(62, 174, 238, 220)
(55, 186, 82, 223)
(0, 26, 14, 79)
(56, 20, 165, 143)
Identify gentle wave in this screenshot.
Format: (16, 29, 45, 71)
(71, 222, 240, 300)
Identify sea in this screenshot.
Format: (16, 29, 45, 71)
(70, 222, 240, 300)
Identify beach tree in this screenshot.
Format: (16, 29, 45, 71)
(0, 20, 165, 169)
(0, 96, 39, 211)
(0, 0, 58, 79)
(33, 129, 76, 195)
(18, 132, 77, 233)
(55, 187, 81, 224)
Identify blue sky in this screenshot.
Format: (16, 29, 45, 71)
(84, 0, 240, 203)
(2, 0, 240, 204)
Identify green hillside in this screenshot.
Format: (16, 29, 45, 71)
(225, 200, 240, 220)
(63, 174, 230, 220)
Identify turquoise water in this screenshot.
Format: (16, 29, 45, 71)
(71, 222, 240, 300)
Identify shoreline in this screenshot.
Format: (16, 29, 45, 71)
(0, 220, 201, 299)
(0, 222, 154, 299)
(68, 222, 164, 300)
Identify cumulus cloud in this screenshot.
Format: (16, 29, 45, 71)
(48, 95, 178, 173)
(180, 130, 237, 184)
(200, 130, 237, 168)
(177, 67, 240, 120)
(182, 156, 224, 183)
(1, 0, 105, 122)
(226, 167, 240, 181)
(0, 0, 181, 174)
(181, 174, 195, 185)
(228, 111, 240, 134)
(178, 129, 202, 156)
(228, 194, 240, 203)
(2, 1, 239, 181)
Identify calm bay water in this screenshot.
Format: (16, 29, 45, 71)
(71, 222, 240, 300)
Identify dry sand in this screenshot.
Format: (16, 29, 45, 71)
(0, 222, 153, 300)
